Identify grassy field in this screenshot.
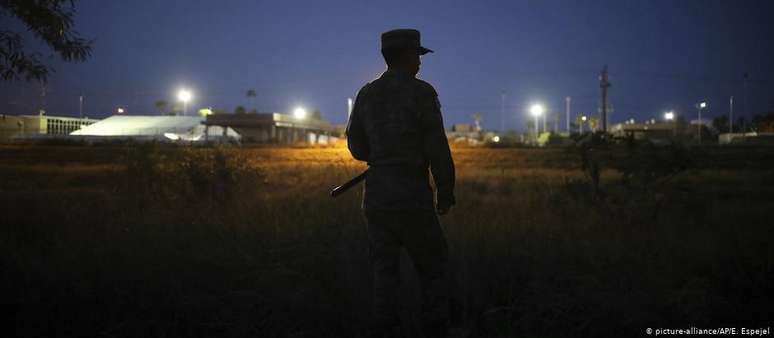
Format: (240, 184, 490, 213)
(1, 143, 773, 337)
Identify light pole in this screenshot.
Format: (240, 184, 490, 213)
(177, 89, 192, 116)
(729, 96, 734, 133)
(565, 96, 571, 132)
(529, 104, 544, 144)
(292, 106, 308, 143)
(580, 115, 587, 134)
(665, 111, 675, 137)
(697, 101, 707, 144)
(293, 106, 307, 119)
(500, 91, 506, 133)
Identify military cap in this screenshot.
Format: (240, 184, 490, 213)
(381, 28, 433, 55)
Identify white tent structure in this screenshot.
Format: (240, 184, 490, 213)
(71, 116, 240, 142)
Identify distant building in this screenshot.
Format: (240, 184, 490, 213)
(204, 112, 336, 144)
(0, 114, 98, 140)
(333, 124, 347, 137)
(445, 125, 499, 146)
(689, 119, 713, 128)
(719, 132, 774, 145)
(610, 121, 677, 141)
(451, 123, 473, 132)
(72, 115, 240, 142)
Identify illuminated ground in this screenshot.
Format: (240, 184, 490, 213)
(1, 143, 772, 337)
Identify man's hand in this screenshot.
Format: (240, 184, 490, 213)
(436, 195, 455, 216)
(436, 203, 452, 215)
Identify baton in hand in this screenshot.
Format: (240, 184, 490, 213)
(330, 170, 368, 198)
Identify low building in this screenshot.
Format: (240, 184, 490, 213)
(0, 114, 98, 140)
(719, 132, 774, 145)
(610, 121, 677, 141)
(445, 128, 500, 146)
(446, 130, 482, 145)
(451, 123, 474, 132)
(71, 115, 240, 142)
(204, 112, 337, 144)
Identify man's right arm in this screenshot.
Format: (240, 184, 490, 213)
(346, 87, 370, 162)
(419, 85, 456, 213)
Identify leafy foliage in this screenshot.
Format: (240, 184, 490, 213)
(154, 100, 168, 115)
(0, 0, 92, 82)
(751, 112, 774, 132)
(613, 141, 692, 191)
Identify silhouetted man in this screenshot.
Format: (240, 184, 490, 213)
(346, 29, 456, 338)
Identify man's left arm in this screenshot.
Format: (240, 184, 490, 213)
(346, 88, 370, 161)
(419, 86, 456, 213)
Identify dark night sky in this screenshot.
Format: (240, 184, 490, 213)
(2, 0, 773, 131)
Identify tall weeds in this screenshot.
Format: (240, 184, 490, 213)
(1, 145, 772, 337)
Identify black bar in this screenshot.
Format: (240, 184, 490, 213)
(330, 170, 368, 198)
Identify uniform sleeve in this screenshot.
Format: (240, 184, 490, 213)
(346, 88, 370, 162)
(419, 87, 456, 207)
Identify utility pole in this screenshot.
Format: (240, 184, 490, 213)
(743, 73, 748, 118)
(39, 82, 47, 115)
(500, 91, 506, 133)
(697, 101, 707, 144)
(599, 65, 611, 134)
(698, 106, 702, 144)
(565, 96, 571, 132)
(729, 96, 734, 133)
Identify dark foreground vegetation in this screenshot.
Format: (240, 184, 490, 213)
(1, 143, 772, 337)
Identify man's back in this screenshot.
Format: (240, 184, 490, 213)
(347, 68, 455, 211)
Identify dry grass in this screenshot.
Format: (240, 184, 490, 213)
(1, 143, 773, 337)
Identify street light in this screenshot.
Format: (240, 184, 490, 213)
(117, 107, 125, 114)
(198, 108, 213, 117)
(697, 101, 707, 144)
(177, 89, 192, 116)
(580, 115, 587, 133)
(665, 111, 677, 137)
(293, 106, 307, 119)
(529, 104, 544, 143)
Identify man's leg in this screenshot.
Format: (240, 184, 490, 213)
(364, 209, 402, 337)
(401, 210, 450, 338)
